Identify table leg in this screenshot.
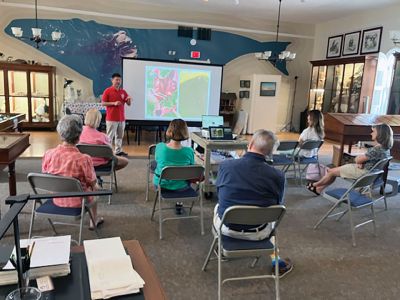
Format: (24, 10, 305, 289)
(204, 147, 211, 194)
(8, 161, 16, 196)
(339, 141, 345, 167)
(348, 143, 352, 153)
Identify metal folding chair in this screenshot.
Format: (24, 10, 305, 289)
(202, 205, 286, 300)
(145, 144, 157, 202)
(272, 140, 298, 179)
(295, 140, 324, 185)
(314, 170, 384, 247)
(150, 165, 205, 239)
(77, 144, 117, 205)
(27, 173, 100, 245)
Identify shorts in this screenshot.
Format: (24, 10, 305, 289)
(339, 163, 368, 179)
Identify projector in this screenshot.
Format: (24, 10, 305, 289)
(201, 129, 210, 139)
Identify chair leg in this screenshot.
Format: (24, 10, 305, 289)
(200, 191, 204, 235)
(48, 219, 58, 235)
(314, 201, 342, 229)
(145, 165, 150, 202)
(218, 235, 222, 300)
(28, 201, 37, 239)
(371, 205, 377, 237)
(108, 173, 114, 205)
(348, 209, 357, 247)
(274, 234, 280, 300)
(114, 170, 118, 193)
(202, 236, 217, 271)
(250, 257, 259, 268)
(151, 191, 158, 221)
(383, 196, 388, 210)
(158, 194, 163, 240)
(87, 208, 100, 239)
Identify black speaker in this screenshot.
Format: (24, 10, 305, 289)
(178, 26, 193, 38)
(197, 28, 211, 40)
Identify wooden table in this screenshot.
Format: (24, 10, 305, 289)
(0, 133, 30, 196)
(324, 113, 400, 165)
(0, 113, 25, 132)
(190, 132, 248, 196)
(72, 240, 167, 300)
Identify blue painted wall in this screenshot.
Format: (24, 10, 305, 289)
(5, 18, 290, 96)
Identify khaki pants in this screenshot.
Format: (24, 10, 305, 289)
(106, 121, 125, 154)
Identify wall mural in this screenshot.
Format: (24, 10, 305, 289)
(5, 18, 290, 96)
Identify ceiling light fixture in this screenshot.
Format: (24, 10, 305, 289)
(255, 0, 296, 65)
(10, 0, 62, 49)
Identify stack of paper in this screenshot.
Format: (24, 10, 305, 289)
(84, 237, 145, 299)
(0, 235, 71, 285)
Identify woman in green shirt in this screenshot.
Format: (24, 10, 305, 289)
(153, 119, 195, 193)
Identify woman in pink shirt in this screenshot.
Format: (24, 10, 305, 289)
(79, 108, 129, 171)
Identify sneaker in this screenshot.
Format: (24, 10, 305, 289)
(271, 258, 293, 278)
(116, 151, 128, 157)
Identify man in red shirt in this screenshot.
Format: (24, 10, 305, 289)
(102, 73, 131, 156)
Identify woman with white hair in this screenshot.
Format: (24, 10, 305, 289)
(42, 114, 103, 229)
(79, 108, 129, 171)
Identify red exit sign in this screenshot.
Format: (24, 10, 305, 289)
(191, 51, 201, 59)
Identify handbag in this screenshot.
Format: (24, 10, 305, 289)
(305, 163, 328, 181)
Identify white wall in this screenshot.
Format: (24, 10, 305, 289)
(313, 3, 400, 60)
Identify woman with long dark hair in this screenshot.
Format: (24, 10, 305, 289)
(298, 109, 325, 157)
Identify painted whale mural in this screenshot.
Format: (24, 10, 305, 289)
(5, 18, 290, 96)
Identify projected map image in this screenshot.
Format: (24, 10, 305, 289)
(145, 66, 210, 119)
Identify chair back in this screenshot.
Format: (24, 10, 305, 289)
(76, 144, 114, 159)
(160, 165, 204, 181)
(370, 156, 392, 171)
(277, 141, 298, 152)
(221, 205, 286, 228)
(352, 170, 384, 190)
(299, 140, 323, 151)
(148, 144, 157, 159)
(27, 173, 83, 194)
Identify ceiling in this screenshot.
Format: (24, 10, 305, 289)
(1, 0, 399, 25)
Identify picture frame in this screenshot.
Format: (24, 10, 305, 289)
(259, 82, 276, 97)
(360, 27, 383, 55)
(342, 31, 361, 56)
(326, 35, 343, 58)
(240, 80, 250, 88)
(239, 90, 249, 98)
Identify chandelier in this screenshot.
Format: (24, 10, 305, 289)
(255, 0, 296, 64)
(10, 0, 62, 49)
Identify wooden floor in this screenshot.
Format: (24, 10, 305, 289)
(21, 130, 355, 159)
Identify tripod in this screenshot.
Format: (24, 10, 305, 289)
(281, 76, 298, 132)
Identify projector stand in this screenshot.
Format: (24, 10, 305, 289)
(281, 76, 298, 132)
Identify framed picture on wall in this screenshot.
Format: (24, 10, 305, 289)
(259, 82, 276, 97)
(360, 27, 383, 55)
(239, 90, 250, 98)
(342, 31, 361, 56)
(240, 80, 250, 88)
(326, 35, 343, 58)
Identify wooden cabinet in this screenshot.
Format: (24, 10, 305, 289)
(307, 56, 377, 114)
(0, 62, 56, 129)
(387, 52, 400, 114)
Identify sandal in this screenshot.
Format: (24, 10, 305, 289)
(89, 217, 104, 231)
(306, 184, 320, 196)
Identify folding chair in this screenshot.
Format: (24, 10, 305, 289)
(150, 165, 205, 239)
(202, 205, 286, 300)
(314, 170, 384, 247)
(295, 140, 324, 185)
(272, 140, 298, 179)
(77, 144, 117, 205)
(145, 144, 157, 202)
(27, 173, 101, 245)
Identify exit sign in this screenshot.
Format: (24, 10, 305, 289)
(191, 51, 201, 59)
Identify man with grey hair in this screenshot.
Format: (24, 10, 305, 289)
(42, 115, 104, 229)
(214, 129, 293, 277)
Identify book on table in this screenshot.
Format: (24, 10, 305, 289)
(84, 237, 145, 299)
(0, 235, 71, 286)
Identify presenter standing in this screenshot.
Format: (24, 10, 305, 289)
(102, 73, 131, 156)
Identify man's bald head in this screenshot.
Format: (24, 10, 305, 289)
(248, 129, 277, 157)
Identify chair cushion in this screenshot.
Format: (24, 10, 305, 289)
(325, 188, 373, 207)
(272, 154, 293, 165)
(221, 234, 274, 251)
(36, 199, 83, 217)
(297, 156, 318, 164)
(160, 187, 198, 199)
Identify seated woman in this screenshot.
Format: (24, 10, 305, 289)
(42, 115, 103, 229)
(308, 123, 393, 195)
(153, 119, 194, 214)
(298, 109, 324, 158)
(79, 108, 129, 172)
